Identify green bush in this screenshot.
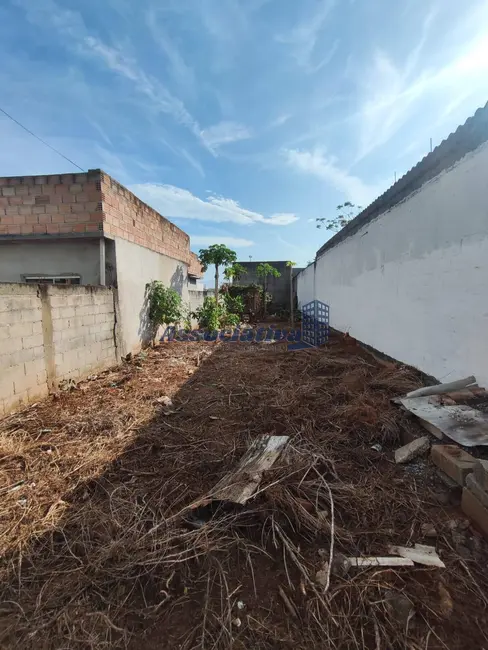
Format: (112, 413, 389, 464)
(194, 296, 242, 330)
(146, 281, 182, 326)
(221, 291, 244, 316)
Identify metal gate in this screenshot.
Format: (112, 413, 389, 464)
(301, 300, 329, 347)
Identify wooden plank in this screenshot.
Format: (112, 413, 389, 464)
(210, 435, 289, 504)
(388, 544, 445, 568)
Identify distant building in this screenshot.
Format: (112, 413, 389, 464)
(235, 260, 303, 311)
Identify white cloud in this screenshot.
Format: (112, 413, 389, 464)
(276, 0, 336, 73)
(130, 183, 299, 226)
(284, 148, 385, 206)
(179, 148, 205, 177)
(355, 4, 488, 159)
(190, 235, 254, 248)
(200, 121, 253, 151)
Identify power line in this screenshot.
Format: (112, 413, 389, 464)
(0, 106, 85, 172)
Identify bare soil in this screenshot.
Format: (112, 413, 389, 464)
(0, 336, 487, 649)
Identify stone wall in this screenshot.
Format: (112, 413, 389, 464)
(0, 284, 118, 416)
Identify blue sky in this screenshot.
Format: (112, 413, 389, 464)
(1, 0, 488, 276)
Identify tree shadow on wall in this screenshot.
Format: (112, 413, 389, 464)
(137, 264, 187, 349)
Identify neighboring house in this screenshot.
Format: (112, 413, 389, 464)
(236, 261, 303, 311)
(0, 169, 204, 355)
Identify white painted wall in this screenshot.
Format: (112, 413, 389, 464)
(296, 263, 315, 309)
(113, 237, 190, 355)
(298, 142, 488, 386)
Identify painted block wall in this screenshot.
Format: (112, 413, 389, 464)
(298, 142, 488, 386)
(0, 284, 117, 416)
(113, 237, 190, 355)
(0, 239, 101, 284)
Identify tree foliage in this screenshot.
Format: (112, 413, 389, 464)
(198, 244, 237, 303)
(316, 202, 362, 232)
(223, 263, 247, 282)
(256, 263, 281, 315)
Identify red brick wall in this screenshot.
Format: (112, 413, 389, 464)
(101, 173, 194, 266)
(0, 172, 103, 236)
(0, 170, 204, 278)
(189, 251, 203, 277)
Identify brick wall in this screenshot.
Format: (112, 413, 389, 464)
(0, 169, 204, 276)
(0, 284, 118, 417)
(189, 251, 203, 277)
(0, 172, 103, 236)
(101, 173, 192, 265)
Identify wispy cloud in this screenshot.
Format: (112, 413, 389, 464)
(190, 235, 254, 248)
(146, 8, 195, 95)
(284, 148, 384, 206)
(179, 149, 205, 178)
(355, 3, 488, 159)
(276, 0, 337, 73)
(130, 184, 299, 226)
(200, 121, 253, 151)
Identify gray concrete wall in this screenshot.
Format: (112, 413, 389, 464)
(236, 261, 303, 310)
(0, 283, 117, 416)
(113, 237, 190, 355)
(0, 239, 101, 284)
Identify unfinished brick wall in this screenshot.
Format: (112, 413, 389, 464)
(189, 251, 203, 277)
(101, 174, 192, 265)
(0, 172, 103, 236)
(0, 284, 118, 416)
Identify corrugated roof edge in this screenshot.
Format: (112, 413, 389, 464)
(316, 101, 488, 260)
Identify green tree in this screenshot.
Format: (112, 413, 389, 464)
(199, 244, 237, 303)
(286, 261, 297, 328)
(256, 263, 281, 315)
(223, 263, 247, 283)
(316, 202, 362, 232)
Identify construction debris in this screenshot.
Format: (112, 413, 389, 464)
(345, 556, 414, 569)
(394, 435, 430, 463)
(431, 445, 477, 485)
(421, 522, 438, 537)
(388, 543, 445, 567)
(405, 376, 477, 398)
(398, 394, 488, 446)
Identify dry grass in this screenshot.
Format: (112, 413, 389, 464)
(0, 336, 487, 649)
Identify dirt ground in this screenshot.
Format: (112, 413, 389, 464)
(1, 335, 488, 649)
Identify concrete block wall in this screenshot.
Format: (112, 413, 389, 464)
(0, 284, 118, 417)
(0, 171, 103, 236)
(49, 286, 116, 383)
(0, 284, 48, 415)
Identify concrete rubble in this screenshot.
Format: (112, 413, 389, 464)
(394, 436, 430, 464)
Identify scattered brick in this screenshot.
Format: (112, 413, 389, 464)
(466, 473, 488, 508)
(461, 487, 488, 539)
(473, 459, 488, 491)
(431, 445, 477, 486)
(395, 436, 430, 464)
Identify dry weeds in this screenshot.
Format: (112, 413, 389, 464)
(0, 336, 487, 649)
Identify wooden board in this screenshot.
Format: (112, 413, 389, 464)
(210, 435, 290, 504)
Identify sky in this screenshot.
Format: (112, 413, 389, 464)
(1, 0, 488, 280)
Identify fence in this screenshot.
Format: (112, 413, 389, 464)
(0, 283, 118, 416)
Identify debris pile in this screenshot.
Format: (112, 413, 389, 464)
(0, 337, 487, 649)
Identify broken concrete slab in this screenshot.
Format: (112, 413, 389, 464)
(466, 473, 488, 509)
(398, 396, 488, 447)
(395, 436, 430, 464)
(474, 459, 488, 492)
(431, 445, 477, 486)
(461, 487, 488, 540)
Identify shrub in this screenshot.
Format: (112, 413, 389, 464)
(146, 281, 182, 327)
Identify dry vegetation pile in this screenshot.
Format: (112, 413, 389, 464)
(0, 337, 487, 649)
